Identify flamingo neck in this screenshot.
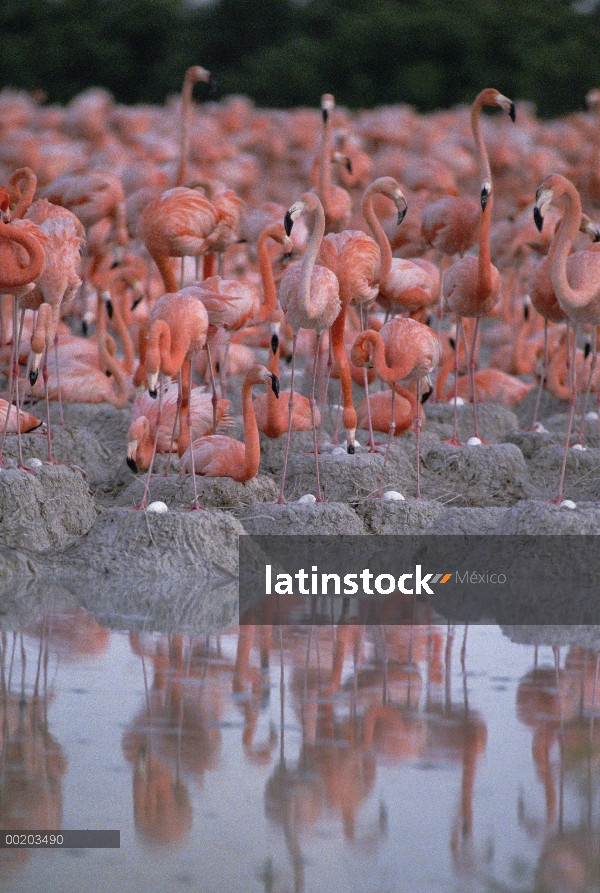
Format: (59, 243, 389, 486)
(147, 319, 182, 378)
(153, 252, 178, 294)
(10, 169, 36, 218)
(471, 97, 494, 298)
(256, 230, 278, 323)
(318, 113, 333, 215)
(470, 97, 492, 186)
(477, 196, 493, 297)
(241, 375, 261, 479)
(0, 222, 45, 288)
(551, 183, 592, 312)
(362, 186, 390, 281)
(368, 331, 415, 385)
(175, 72, 194, 187)
(98, 334, 129, 404)
(299, 200, 326, 316)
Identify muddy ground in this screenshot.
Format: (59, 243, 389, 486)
(2, 375, 600, 623)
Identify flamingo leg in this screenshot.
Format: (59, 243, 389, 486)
(205, 340, 219, 435)
(277, 333, 298, 504)
(446, 315, 463, 445)
(576, 327, 597, 443)
(555, 324, 578, 504)
(375, 384, 396, 498)
(42, 343, 56, 464)
(0, 301, 24, 465)
(165, 377, 181, 477)
(53, 333, 65, 426)
(415, 379, 424, 498)
(137, 375, 164, 510)
(310, 330, 325, 502)
(529, 317, 548, 431)
(467, 317, 483, 441)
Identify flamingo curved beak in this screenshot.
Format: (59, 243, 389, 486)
(270, 373, 280, 398)
(147, 371, 159, 398)
(126, 439, 139, 473)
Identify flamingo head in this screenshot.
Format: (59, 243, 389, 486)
(147, 370, 159, 398)
(321, 93, 335, 124)
(581, 215, 600, 242)
(480, 179, 492, 212)
(284, 200, 305, 236)
(270, 320, 281, 355)
(493, 92, 516, 122)
(332, 151, 353, 175)
(29, 351, 43, 386)
(534, 184, 554, 232)
(394, 188, 408, 225)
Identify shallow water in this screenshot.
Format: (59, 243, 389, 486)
(1, 613, 599, 893)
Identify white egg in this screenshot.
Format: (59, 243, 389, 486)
(382, 490, 405, 501)
(466, 436, 482, 446)
(559, 500, 576, 510)
(147, 501, 168, 513)
(297, 494, 317, 503)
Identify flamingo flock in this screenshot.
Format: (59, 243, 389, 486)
(3, 72, 600, 507)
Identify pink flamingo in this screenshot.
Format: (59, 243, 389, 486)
(141, 288, 209, 509)
(351, 318, 441, 497)
(318, 177, 406, 452)
(181, 365, 279, 481)
(534, 173, 600, 503)
(278, 192, 341, 503)
(442, 88, 515, 443)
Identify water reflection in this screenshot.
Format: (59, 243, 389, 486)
(0, 629, 66, 878)
(0, 608, 598, 892)
(517, 644, 600, 892)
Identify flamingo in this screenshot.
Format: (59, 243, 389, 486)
(9, 169, 85, 462)
(138, 186, 217, 294)
(278, 192, 341, 503)
(141, 287, 209, 509)
(351, 317, 441, 497)
(317, 177, 408, 452)
(534, 173, 600, 503)
(442, 88, 515, 443)
(0, 398, 42, 434)
(180, 364, 279, 481)
(127, 385, 230, 473)
(0, 215, 46, 467)
(528, 213, 600, 431)
(360, 177, 440, 320)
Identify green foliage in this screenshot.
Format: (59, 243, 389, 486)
(1, 0, 600, 116)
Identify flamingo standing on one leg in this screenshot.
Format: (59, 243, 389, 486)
(141, 289, 209, 509)
(181, 365, 279, 481)
(533, 173, 600, 504)
(351, 317, 441, 498)
(442, 88, 515, 444)
(277, 193, 341, 503)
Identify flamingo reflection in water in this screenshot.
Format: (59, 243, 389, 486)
(0, 625, 66, 878)
(122, 632, 231, 846)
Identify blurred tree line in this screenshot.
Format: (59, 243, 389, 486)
(2, 0, 599, 116)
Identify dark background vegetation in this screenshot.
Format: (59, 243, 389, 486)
(2, 0, 599, 116)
